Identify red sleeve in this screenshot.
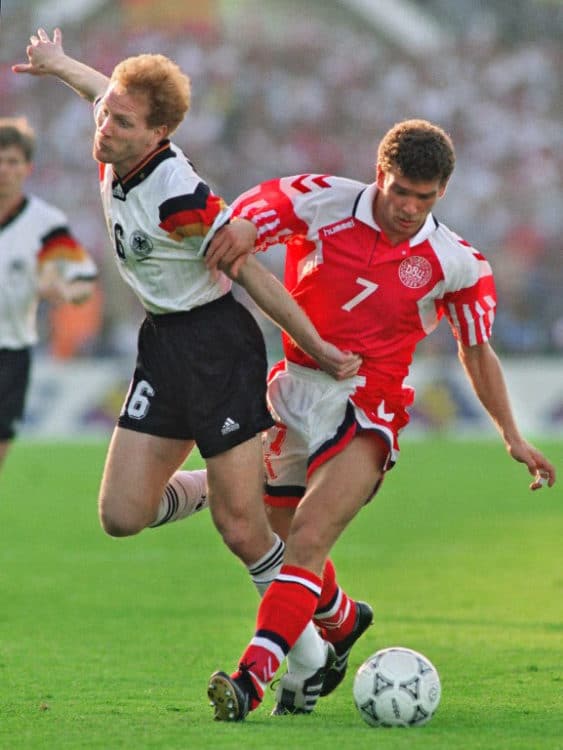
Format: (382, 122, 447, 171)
(443, 271, 497, 345)
(231, 177, 310, 251)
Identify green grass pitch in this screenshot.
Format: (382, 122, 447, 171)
(0, 438, 561, 749)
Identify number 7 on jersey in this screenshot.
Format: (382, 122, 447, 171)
(342, 277, 379, 311)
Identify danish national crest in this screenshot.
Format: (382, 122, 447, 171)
(398, 256, 432, 289)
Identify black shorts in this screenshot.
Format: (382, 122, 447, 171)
(0, 347, 32, 440)
(118, 293, 274, 458)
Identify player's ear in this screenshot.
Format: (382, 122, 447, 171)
(375, 165, 385, 188)
(155, 124, 169, 141)
(438, 180, 448, 199)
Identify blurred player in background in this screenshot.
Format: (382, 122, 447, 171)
(0, 117, 97, 475)
(202, 119, 556, 720)
(13, 28, 361, 695)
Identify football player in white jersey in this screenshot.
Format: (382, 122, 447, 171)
(0, 117, 97, 474)
(201, 120, 556, 720)
(13, 28, 362, 698)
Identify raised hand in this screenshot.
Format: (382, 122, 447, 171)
(12, 27, 65, 77)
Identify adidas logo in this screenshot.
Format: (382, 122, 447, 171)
(221, 417, 240, 436)
(112, 182, 126, 200)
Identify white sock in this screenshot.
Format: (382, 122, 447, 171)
(150, 469, 208, 527)
(248, 535, 328, 677)
(247, 534, 285, 595)
(287, 622, 328, 678)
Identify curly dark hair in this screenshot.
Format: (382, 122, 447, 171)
(377, 119, 455, 185)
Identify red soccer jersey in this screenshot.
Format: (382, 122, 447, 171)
(231, 174, 496, 413)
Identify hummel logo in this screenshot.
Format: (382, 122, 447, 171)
(221, 417, 240, 436)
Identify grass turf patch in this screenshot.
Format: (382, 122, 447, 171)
(0, 439, 561, 749)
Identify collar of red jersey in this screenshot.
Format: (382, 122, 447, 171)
(355, 183, 438, 246)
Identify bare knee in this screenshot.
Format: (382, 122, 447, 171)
(98, 494, 148, 538)
(213, 515, 257, 559)
(210, 506, 272, 563)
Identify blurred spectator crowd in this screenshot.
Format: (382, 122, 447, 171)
(1, 0, 562, 358)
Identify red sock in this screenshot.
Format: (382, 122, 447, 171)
(234, 564, 321, 700)
(313, 558, 357, 644)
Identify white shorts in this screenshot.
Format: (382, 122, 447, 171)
(263, 361, 406, 508)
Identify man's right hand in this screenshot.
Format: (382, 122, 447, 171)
(314, 343, 362, 381)
(12, 27, 66, 77)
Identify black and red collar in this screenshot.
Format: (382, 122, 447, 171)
(111, 140, 175, 199)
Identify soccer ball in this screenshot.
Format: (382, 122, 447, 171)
(353, 646, 441, 727)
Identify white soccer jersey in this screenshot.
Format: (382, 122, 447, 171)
(0, 195, 97, 348)
(98, 141, 231, 314)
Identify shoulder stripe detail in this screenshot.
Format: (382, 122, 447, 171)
(159, 183, 210, 221)
(40, 225, 72, 246)
(38, 228, 90, 264)
(290, 174, 331, 193)
(159, 188, 225, 238)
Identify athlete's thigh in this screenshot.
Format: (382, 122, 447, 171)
(99, 426, 194, 517)
(205, 434, 274, 558)
(286, 433, 388, 570)
(264, 363, 358, 509)
(263, 422, 308, 507)
(206, 434, 266, 519)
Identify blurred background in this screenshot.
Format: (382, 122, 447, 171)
(1, 0, 562, 438)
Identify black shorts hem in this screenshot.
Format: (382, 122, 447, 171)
(116, 414, 275, 459)
(200, 416, 275, 459)
(116, 417, 192, 441)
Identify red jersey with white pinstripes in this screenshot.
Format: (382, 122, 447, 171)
(231, 174, 496, 414)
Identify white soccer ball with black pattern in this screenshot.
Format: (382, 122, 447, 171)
(353, 647, 441, 727)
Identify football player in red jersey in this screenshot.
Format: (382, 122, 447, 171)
(203, 119, 556, 720)
(14, 28, 361, 701)
(0, 117, 97, 475)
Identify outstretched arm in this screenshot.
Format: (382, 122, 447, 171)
(12, 27, 109, 102)
(236, 256, 362, 381)
(458, 340, 555, 490)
